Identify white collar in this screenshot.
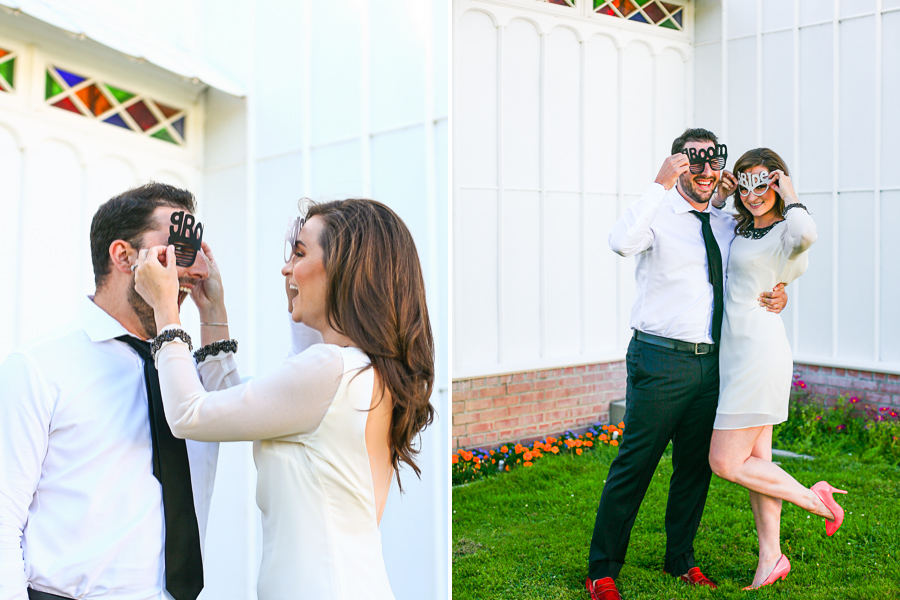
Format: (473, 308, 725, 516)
(80, 296, 134, 343)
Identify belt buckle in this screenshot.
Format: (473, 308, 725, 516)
(694, 343, 703, 355)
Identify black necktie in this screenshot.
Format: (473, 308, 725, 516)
(116, 335, 203, 600)
(690, 211, 724, 345)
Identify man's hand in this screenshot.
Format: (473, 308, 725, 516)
(654, 153, 690, 190)
(713, 170, 736, 208)
(759, 282, 788, 313)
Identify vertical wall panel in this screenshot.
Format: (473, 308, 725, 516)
(310, 2, 362, 144)
(584, 34, 618, 194)
(837, 192, 874, 361)
(761, 31, 794, 168)
(656, 48, 687, 163)
(763, 0, 793, 32)
(312, 140, 364, 199)
(545, 27, 581, 191)
(500, 191, 542, 363)
(458, 10, 498, 188)
(0, 127, 21, 357)
(620, 42, 654, 195)
(455, 189, 499, 371)
(725, 37, 756, 157)
(840, 0, 875, 19)
(838, 16, 875, 191)
(880, 191, 900, 363)
(584, 193, 619, 354)
(693, 43, 722, 133)
(20, 141, 84, 343)
(796, 192, 833, 357)
(726, 0, 757, 39)
(370, 127, 428, 246)
(798, 24, 833, 191)
(501, 18, 541, 190)
(800, 0, 832, 26)
(881, 11, 900, 190)
(544, 191, 582, 357)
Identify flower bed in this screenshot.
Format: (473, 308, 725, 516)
(452, 421, 625, 486)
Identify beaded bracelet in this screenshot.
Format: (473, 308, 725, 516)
(782, 203, 808, 217)
(193, 339, 239, 363)
(150, 329, 193, 360)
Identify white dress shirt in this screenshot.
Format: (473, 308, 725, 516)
(0, 297, 225, 600)
(609, 182, 736, 344)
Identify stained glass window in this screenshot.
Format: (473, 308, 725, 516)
(594, 0, 685, 31)
(0, 48, 16, 92)
(539, 0, 576, 6)
(44, 66, 187, 145)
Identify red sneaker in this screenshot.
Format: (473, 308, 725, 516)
(679, 567, 717, 589)
(585, 577, 622, 600)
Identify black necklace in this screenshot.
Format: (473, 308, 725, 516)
(740, 220, 783, 239)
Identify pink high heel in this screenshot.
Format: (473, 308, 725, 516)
(742, 554, 790, 590)
(811, 480, 848, 536)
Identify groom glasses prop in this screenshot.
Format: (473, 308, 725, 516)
(284, 215, 306, 262)
(682, 143, 728, 174)
(737, 171, 771, 197)
(168, 211, 204, 267)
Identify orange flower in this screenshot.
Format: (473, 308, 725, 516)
(489, 449, 495, 456)
(491, 459, 496, 464)
(505, 465, 510, 471)
(524, 452, 533, 461)
(452, 455, 459, 464)
(602, 425, 609, 431)
(501, 445, 508, 453)
(474, 456, 481, 464)
(524, 461, 533, 467)
(576, 448, 583, 455)
(586, 432, 594, 438)
(551, 446, 560, 454)
(547, 436, 556, 444)
(618, 421, 625, 429)
(575, 440, 583, 447)
(474, 463, 481, 469)
(585, 441, 593, 447)
(611, 440, 619, 447)
(600, 434, 608, 441)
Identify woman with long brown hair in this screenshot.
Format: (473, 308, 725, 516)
(708, 148, 845, 589)
(133, 198, 434, 599)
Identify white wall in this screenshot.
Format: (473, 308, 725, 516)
(453, 0, 692, 379)
(693, 0, 900, 374)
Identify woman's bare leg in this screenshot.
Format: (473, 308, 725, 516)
(709, 426, 833, 519)
(747, 426, 783, 586)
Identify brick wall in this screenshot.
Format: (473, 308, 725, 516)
(452, 360, 900, 450)
(452, 361, 626, 450)
(793, 363, 900, 407)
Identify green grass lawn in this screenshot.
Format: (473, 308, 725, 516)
(452, 442, 900, 599)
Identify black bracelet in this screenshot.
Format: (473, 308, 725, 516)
(782, 203, 808, 217)
(193, 339, 239, 363)
(151, 329, 193, 360)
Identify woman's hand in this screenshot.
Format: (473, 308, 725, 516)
(768, 170, 798, 204)
(713, 170, 737, 208)
(134, 245, 181, 326)
(191, 241, 226, 319)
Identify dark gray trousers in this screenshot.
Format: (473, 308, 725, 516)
(587, 335, 719, 580)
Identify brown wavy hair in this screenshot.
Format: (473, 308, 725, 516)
(304, 198, 435, 490)
(732, 148, 790, 236)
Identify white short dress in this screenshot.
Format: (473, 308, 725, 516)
(714, 207, 817, 430)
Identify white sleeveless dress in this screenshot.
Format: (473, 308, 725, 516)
(154, 323, 395, 599)
(714, 207, 817, 430)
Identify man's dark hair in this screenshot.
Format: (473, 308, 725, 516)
(90, 182, 196, 289)
(671, 127, 719, 155)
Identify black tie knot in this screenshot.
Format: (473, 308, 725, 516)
(691, 209, 710, 223)
(116, 335, 152, 360)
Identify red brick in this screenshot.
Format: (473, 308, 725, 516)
(575, 365, 587, 374)
(465, 398, 493, 412)
(456, 436, 471, 448)
(453, 412, 479, 425)
(452, 402, 465, 414)
(567, 384, 591, 396)
(452, 389, 477, 401)
(559, 375, 582, 387)
(518, 392, 545, 404)
(470, 434, 485, 447)
(468, 422, 495, 434)
(452, 425, 466, 437)
(479, 385, 507, 398)
(535, 379, 559, 391)
(494, 417, 521, 430)
(874, 372, 887, 381)
(889, 374, 900, 382)
(867, 393, 892, 405)
(493, 395, 521, 408)
(854, 380, 878, 392)
(509, 404, 535, 417)
(555, 397, 579, 408)
(880, 383, 900, 394)
(834, 368, 846, 377)
(583, 373, 604, 384)
(507, 382, 533, 394)
(480, 407, 510, 421)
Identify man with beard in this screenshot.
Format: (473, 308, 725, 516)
(584, 129, 788, 600)
(0, 183, 233, 600)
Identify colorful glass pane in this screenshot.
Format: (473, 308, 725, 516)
(616, 0, 639, 17)
(661, 1, 680, 12)
(0, 49, 8, 59)
(0, 59, 14, 89)
(55, 67, 86, 88)
(155, 101, 180, 119)
(76, 84, 112, 116)
(597, 5, 616, 15)
(104, 112, 131, 130)
(629, 10, 649, 23)
(46, 72, 64, 99)
(105, 84, 136, 104)
(660, 18, 678, 29)
(643, 2, 666, 23)
(126, 101, 159, 131)
(52, 96, 83, 115)
(633, 0, 652, 5)
(672, 9, 683, 26)
(172, 116, 185, 139)
(151, 128, 178, 144)
(547, 0, 571, 5)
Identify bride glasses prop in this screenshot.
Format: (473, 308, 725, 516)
(284, 215, 306, 262)
(682, 143, 728, 174)
(168, 211, 204, 267)
(737, 171, 771, 197)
